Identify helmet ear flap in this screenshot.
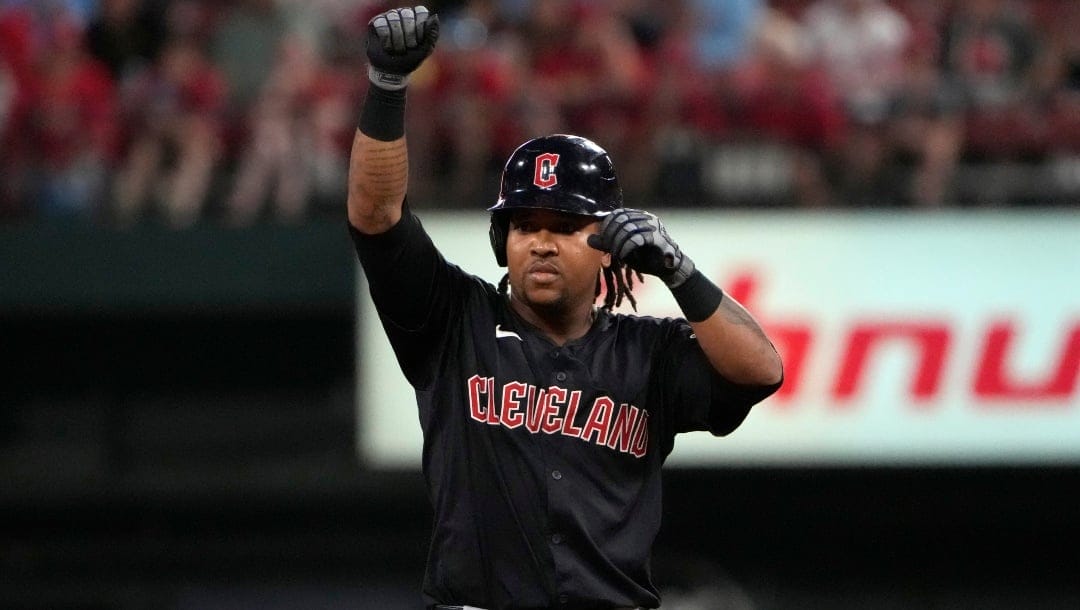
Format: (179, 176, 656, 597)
(489, 214, 508, 267)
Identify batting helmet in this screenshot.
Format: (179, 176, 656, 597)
(488, 134, 622, 266)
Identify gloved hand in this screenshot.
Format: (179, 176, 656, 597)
(588, 208, 696, 288)
(366, 6, 440, 91)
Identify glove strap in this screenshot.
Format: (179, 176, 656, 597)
(359, 83, 406, 142)
(368, 65, 410, 91)
(670, 270, 724, 323)
(663, 254, 695, 289)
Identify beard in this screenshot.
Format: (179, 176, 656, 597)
(513, 282, 571, 315)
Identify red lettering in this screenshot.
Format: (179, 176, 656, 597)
(561, 390, 583, 438)
(581, 397, 614, 444)
(606, 404, 640, 452)
(468, 375, 489, 422)
(526, 387, 547, 433)
(974, 320, 1080, 403)
(630, 411, 649, 458)
(497, 381, 525, 425)
(721, 269, 1080, 409)
(725, 272, 757, 305)
(541, 387, 566, 434)
(465, 376, 649, 456)
(501, 382, 528, 428)
(833, 322, 950, 404)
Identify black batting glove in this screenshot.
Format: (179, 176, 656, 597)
(366, 6, 440, 91)
(588, 208, 696, 288)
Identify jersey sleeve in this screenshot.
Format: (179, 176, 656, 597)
(348, 203, 457, 389)
(659, 319, 781, 439)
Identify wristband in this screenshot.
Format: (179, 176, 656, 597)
(670, 269, 724, 323)
(368, 65, 409, 91)
(359, 84, 406, 141)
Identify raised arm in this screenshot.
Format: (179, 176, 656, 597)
(347, 6, 439, 234)
(589, 209, 783, 387)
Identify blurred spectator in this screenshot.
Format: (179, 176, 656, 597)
(888, 0, 965, 207)
(0, 54, 13, 140)
(728, 9, 847, 207)
(162, 0, 217, 43)
(406, 0, 526, 207)
(942, 0, 1038, 110)
(220, 0, 365, 224)
(210, 0, 287, 120)
(275, 0, 358, 53)
(1032, 0, 1080, 153)
(224, 34, 353, 225)
(521, 0, 654, 201)
(640, 0, 764, 205)
(690, 0, 766, 72)
(50, 0, 99, 24)
(802, 0, 912, 206)
(86, 0, 168, 81)
(111, 36, 225, 227)
(804, 0, 911, 125)
(0, 3, 38, 219)
(941, 0, 1043, 161)
(27, 9, 119, 221)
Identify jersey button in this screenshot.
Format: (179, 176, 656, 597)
(555, 371, 567, 382)
(551, 533, 563, 544)
(558, 594, 568, 604)
(551, 470, 562, 480)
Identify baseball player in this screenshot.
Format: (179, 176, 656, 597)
(349, 7, 783, 610)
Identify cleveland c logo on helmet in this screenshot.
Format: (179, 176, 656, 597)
(533, 153, 560, 188)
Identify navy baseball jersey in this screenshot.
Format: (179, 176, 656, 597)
(351, 206, 774, 609)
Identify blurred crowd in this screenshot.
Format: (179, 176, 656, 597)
(2, 0, 1080, 228)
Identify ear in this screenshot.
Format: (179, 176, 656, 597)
(600, 252, 611, 269)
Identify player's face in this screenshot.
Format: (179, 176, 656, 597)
(506, 209, 610, 313)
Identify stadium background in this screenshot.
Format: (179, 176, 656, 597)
(2, 0, 1079, 608)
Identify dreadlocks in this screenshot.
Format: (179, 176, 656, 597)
(600, 259, 644, 311)
(497, 258, 644, 312)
